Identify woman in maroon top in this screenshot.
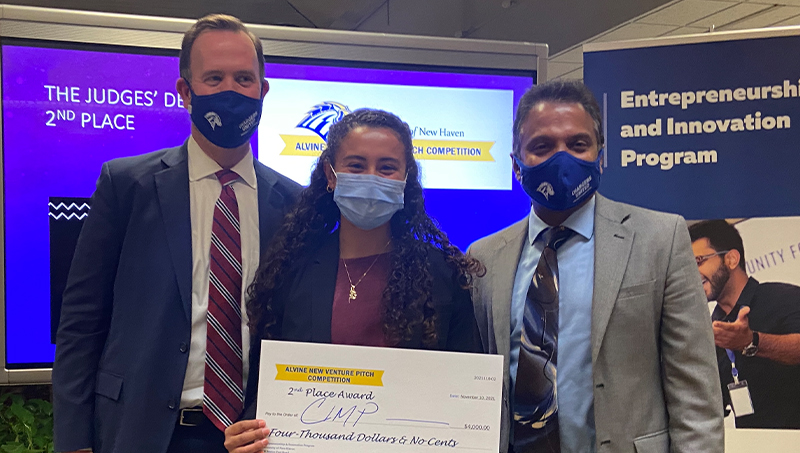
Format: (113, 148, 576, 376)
(224, 108, 484, 452)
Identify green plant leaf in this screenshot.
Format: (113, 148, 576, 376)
(0, 422, 12, 439)
(1, 442, 28, 453)
(26, 401, 51, 417)
(7, 404, 34, 426)
(0, 391, 52, 453)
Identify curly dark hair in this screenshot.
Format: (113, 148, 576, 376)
(246, 108, 484, 348)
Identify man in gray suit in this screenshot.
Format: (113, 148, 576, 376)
(468, 80, 723, 453)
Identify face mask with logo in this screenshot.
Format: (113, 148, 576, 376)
(187, 83, 263, 149)
(514, 150, 603, 211)
(331, 166, 406, 231)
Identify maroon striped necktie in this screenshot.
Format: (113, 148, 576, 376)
(203, 169, 244, 431)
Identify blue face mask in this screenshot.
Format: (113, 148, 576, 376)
(331, 168, 406, 231)
(187, 84, 263, 149)
(514, 150, 603, 211)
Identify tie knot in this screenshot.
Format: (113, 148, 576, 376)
(216, 170, 239, 187)
(546, 226, 574, 250)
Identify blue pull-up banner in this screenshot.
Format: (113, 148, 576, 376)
(584, 32, 800, 220)
(585, 30, 800, 439)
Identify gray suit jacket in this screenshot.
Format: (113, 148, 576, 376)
(468, 194, 723, 453)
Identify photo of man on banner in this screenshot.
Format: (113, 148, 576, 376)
(689, 219, 800, 429)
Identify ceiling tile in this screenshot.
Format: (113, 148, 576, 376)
(314, 0, 388, 29)
(458, 0, 679, 56)
(723, 5, 800, 29)
(550, 67, 583, 82)
(745, 0, 800, 6)
(593, 22, 677, 43)
(550, 46, 583, 63)
(548, 61, 583, 78)
(771, 13, 800, 26)
(639, 0, 736, 26)
(660, 25, 710, 36)
(691, 2, 773, 28)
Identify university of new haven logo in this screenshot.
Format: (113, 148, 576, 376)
(296, 102, 351, 140)
(537, 182, 555, 200)
(205, 112, 222, 130)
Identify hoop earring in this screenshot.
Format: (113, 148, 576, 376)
(326, 185, 334, 193)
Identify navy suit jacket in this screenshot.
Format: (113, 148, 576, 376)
(52, 142, 301, 453)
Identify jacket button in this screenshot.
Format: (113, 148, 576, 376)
(168, 400, 176, 410)
(179, 342, 188, 353)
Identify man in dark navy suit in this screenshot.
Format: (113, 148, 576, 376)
(53, 14, 301, 453)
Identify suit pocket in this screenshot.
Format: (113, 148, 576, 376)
(95, 370, 124, 401)
(618, 279, 656, 299)
(633, 429, 669, 453)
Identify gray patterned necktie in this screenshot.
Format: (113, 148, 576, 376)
(513, 226, 575, 453)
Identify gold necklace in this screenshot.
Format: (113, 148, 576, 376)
(341, 240, 391, 303)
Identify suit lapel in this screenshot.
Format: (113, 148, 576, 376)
(254, 161, 284, 257)
(154, 144, 193, 321)
(310, 234, 339, 343)
(591, 195, 634, 362)
(492, 219, 528, 360)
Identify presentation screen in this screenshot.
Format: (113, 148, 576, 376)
(2, 40, 533, 369)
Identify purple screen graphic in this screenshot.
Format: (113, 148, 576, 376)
(3, 45, 189, 366)
(2, 43, 533, 366)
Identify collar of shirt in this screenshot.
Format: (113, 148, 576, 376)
(527, 195, 596, 245)
(187, 136, 257, 189)
(712, 277, 760, 322)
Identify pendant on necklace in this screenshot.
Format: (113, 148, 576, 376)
(349, 284, 358, 302)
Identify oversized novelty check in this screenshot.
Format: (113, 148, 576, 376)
(256, 340, 503, 452)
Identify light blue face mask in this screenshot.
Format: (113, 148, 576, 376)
(331, 166, 406, 231)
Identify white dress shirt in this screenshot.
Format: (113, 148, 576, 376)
(180, 137, 258, 408)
